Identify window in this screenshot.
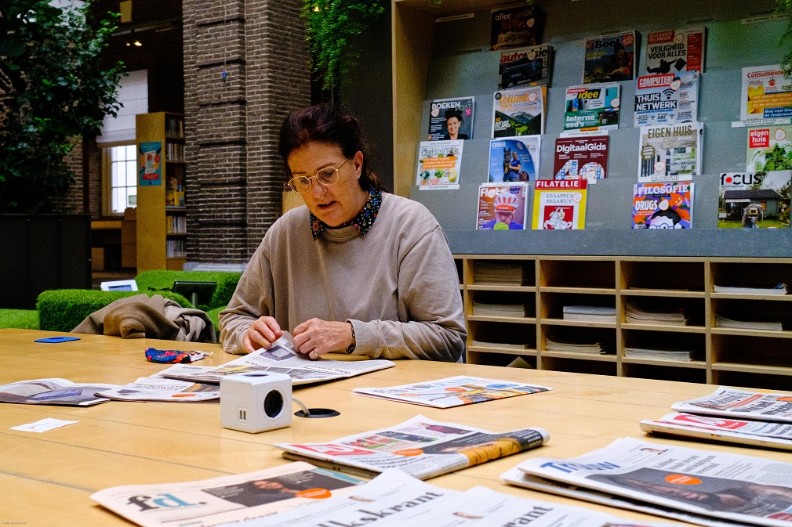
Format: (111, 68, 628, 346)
(104, 144, 137, 215)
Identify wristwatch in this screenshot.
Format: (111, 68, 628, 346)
(346, 322, 356, 354)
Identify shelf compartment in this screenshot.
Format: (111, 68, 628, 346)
(469, 289, 535, 319)
(711, 298, 791, 332)
(541, 325, 616, 357)
(711, 369, 792, 391)
(622, 296, 704, 327)
(711, 334, 792, 371)
(539, 355, 617, 376)
(710, 261, 792, 293)
(540, 292, 616, 321)
(620, 259, 704, 293)
(466, 348, 538, 368)
(622, 329, 705, 364)
(467, 320, 536, 353)
(469, 259, 535, 287)
(621, 363, 707, 384)
(539, 259, 614, 289)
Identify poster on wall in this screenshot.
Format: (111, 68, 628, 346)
(138, 141, 162, 187)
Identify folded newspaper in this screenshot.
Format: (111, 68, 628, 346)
(230, 468, 680, 527)
(97, 376, 221, 402)
(0, 378, 118, 406)
(511, 436, 792, 527)
(352, 375, 551, 408)
(276, 415, 548, 480)
(90, 461, 366, 527)
(159, 333, 394, 386)
(670, 387, 792, 423)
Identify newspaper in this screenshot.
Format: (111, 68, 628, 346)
(232, 468, 680, 527)
(640, 412, 792, 451)
(352, 375, 551, 408)
(97, 376, 221, 402)
(89, 461, 366, 527)
(276, 415, 548, 480)
(515, 436, 792, 527)
(159, 333, 394, 386)
(671, 387, 792, 423)
(0, 378, 117, 406)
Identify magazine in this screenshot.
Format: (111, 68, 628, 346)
(637, 122, 703, 182)
(634, 72, 700, 127)
(416, 140, 464, 190)
(531, 179, 588, 230)
(488, 136, 540, 182)
(159, 333, 394, 386)
(275, 415, 549, 480)
(352, 376, 551, 408)
(671, 386, 792, 423)
(90, 461, 365, 527)
(97, 377, 221, 402)
(583, 31, 636, 83)
(476, 182, 529, 230)
(645, 27, 706, 75)
(514, 436, 792, 527)
(490, 4, 542, 51)
(0, 378, 117, 406)
(425, 97, 475, 141)
(718, 171, 791, 229)
(714, 314, 783, 331)
(632, 181, 693, 229)
(553, 135, 609, 183)
(498, 43, 552, 89)
(740, 65, 792, 122)
(746, 125, 792, 174)
(492, 86, 545, 137)
(563, 83, 620, 131)
(640, 412, 792, 451)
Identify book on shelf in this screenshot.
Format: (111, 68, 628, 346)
(488, 136, 541, 182)
(712, 283, 788, 295)
(552, 134, 609, 183)
(276, 415, 548, 480)
(718, 171, 792, 229)
(645, 27, 706, 75)
(476, 182, 529, 231)
(583, 30, 636, 83)
(637, 122, 703, 182)
(0, 378, 117, 406)
(415, 140, 463, 190)
(634, 72, 700, 127)
(563, 83, 620, 132)
(165, 167, 185, 207)
(714, 314, 783, 331)
(740, 64, 792, 122)
(625, 299, 687, 326)
(492, 86, 545, 137)
(490, 4, 542, 51)
(425, 97, 475, 141)
(531, 179, 588, 230)
(632, 181, 693, 229)
(498, 43, 552, 89)
(562, 305, 616, 323)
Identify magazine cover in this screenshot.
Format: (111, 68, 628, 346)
(426, 97, 475, 141)
(490, 4, 542, 51)
(498, 44, 552, 89)
(476, 183, 529, 230)
(746, 125, 792, 173)
(634, 72, 700, 127)
(563, 83, 620, 131)
(632, 181, 694, 229)
(492, 86, 544, 137)
(718, 171, 791, 229)
(637, 122, 703, 182)
(531, 179, 588, 230)
(488, 136, 540, 182)
(553, 135, 609, 183)
(740, 65, 792, 121)
(583, 31, 636, 83)
(416, 140, 464, 190)
(645, 27, 706, 74)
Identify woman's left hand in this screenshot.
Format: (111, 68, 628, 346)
(292, 318, 354, 360)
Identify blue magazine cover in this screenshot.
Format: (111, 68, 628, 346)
(488, 137, 541, 182)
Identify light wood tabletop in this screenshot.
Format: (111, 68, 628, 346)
(1, 328, 789, 526)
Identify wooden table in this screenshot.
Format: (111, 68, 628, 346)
(2, 329, 789, 526)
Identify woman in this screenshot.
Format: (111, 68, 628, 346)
(442, 109, 469, 140)
(220, 104, 466, 361)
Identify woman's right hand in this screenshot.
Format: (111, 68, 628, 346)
(243, 316, 283, 353)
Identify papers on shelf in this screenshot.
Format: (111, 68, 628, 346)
(472, 261, 525, 285)
(472, 300, 526, 317)
(546, 332, 610, 355)
(625, 300, 687, 326)
(715, 314, 783, 331)
(0, 378, 117, 406)
(562, 305, 616, 323)
(624, 347, 699, 362)
(713, 283, 788, 295)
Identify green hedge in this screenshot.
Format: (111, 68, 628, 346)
(0, 309, 39, 329)
(135, 270, 241, 311)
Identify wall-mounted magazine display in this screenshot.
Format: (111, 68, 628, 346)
(498, 44, 552, 89)
(531, 179, 588, 230)
(426, 97, 475, 141)
(633, 72, 699, 127)
(637, 122, 703, 182)
(476, 183, 529, 230)
(645, 27, 706, 74)
(492, 87, 544, 137)
(746, 125, 792, 173)
(552, 135, 609, 183)
(718, 171, 791, 229)
(490, 4, 542, 51)
(740, 65, 792, 122)
(488, 136, 540, 182)
(563, 83, 620, 132)
(583, 30, 636, 83)
(632, 181, 693, 229)
(416, 140, 464, 190)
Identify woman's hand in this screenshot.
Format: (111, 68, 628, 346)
(292, 318, 353, 360)
(243, 316, 283, 353)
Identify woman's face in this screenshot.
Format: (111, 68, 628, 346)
(446, 116, 461, 137)
(287, 142, 367, 227)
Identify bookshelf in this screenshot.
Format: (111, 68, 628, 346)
(135, 112, 187, 271)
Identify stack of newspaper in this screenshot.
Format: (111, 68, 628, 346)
(625, 300, 687, 326)
(713, 282, 788, 295)
(473, 261, 525, 285)
(715, 314, 783, 331)
(546, 332, 610, 355)
(562, 305, 617, 323)
(624, 346, 699, 362)
(472, 299, 526, 317)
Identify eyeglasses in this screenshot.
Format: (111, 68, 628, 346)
(286, 159, 348, 193)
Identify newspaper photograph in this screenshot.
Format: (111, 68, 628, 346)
(352, 375, 551, 408)
(671, 387, 792, 423)
(640, 412, 792, 451)
(97, 376, 221, 402)
(0, 377, 117, 406)
(90, 461, 365, 527)
(276, 415, 549, 480)
(516, 436, 792, 527)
